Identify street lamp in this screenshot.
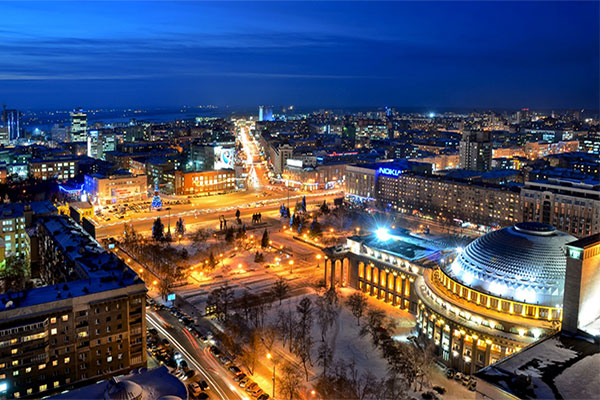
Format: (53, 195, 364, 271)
(267, 353, 276, 398)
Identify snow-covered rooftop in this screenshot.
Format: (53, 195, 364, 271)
(476, 331, 600, 399)
(0, 215, 143, 311)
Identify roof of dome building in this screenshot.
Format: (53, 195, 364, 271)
(104, 380, 143, 400)
(442, 222, 576, 307)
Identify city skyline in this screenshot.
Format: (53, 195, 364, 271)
(1, 1, 598, 110)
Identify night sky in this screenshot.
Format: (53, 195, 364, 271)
(1, 1, 598, 110)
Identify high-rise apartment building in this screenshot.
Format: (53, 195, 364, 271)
(70, 109, 88, 142)
(459, 131, 492, 171)
(0, 215, 146, 399)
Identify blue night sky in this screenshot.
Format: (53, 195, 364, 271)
(0, 1, 598, 110)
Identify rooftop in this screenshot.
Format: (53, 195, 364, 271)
(476, 331, 600, 400)
(349, 229, 448, 263)
(51, 366, 186, 400)
(0, 215, 143, 311)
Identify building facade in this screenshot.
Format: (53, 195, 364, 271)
(83, 173, 147, 206)
(173, 170, 235, 195)
(393, 173, 521, 228)
(522, 179, 600, 238)
(29, 158, 78, 181)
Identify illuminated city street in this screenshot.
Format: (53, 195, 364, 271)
(0, 2, 598, 400)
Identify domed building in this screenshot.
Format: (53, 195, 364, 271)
(415, 222, 577, 374)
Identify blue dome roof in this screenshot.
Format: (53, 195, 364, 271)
(442, 223, 576, 306)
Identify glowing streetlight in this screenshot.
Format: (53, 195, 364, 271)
(266, 353, 276, 398)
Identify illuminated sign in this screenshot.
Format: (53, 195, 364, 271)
(167, 293, 176, 301)
(214, 146, 234, 170)
(286, 159, 303, 168)
(377, 167, 403, 177)
(568, 248, 582, 260)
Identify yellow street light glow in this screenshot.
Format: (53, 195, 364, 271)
(152, 280, 158, 285)
(138, 268, 143, 273)
(266, 353, 272, 360)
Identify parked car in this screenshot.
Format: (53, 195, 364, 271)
(467, 381, 477, 391)
(257, 394, 269, 400)
(233, 373, 246, 382)
(197, 393, 209, 400)
(445, 368, 455, 379)
(249, 388, 264, 399)
(462, 375, 472, 386)
(245, 382, 258, 393)
(220, 357, 231, 366)
(188, 383, 202, 397)
(228, 365, 241, 375)
(209, 346, 221, 357)
(198, 380, 209, 390)
(239, 376, 250, 387)
(454, 372, 464, 381)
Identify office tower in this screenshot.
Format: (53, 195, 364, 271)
(1, 106, 22, 142)
(459, 130, 492, 171)
(258, 105, 264, 122)
(70, 108, 88, 142)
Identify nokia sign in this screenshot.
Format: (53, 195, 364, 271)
(377, 167, 403, 177)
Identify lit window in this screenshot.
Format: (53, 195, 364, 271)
(39, 384, 47, 392)
(64, 357, 70, 364)
(53, 381, 59, 388)
(11, 349, 17, 355)
(51, 328, 57, 335)
(11, 361, 18, 366)
(50, 317, 57, 324)
(52, 360, 58, 367)
(25, 367, 31, 373)
(38, 364, 46, 370)
(62, 315, 68, 322)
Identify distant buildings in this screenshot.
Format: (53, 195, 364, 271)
(29, 157, 79, 181)
(83, 172, 147, 206)
(174, 170, 235, 195)
(258, 105, 274, 122)
(459, 131, 492, 171)
(0, 214, 146, 399)
(345, 161, 432, 203)
(69, 109, 87, 142)
(521, 179, 600, 238)
(1, 107, 22, 142)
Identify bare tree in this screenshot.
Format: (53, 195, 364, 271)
(317, 341, 334, 377)
(346, 292, 368, 326)
(293, 297, 314, 380)
(275, 308, 297, 352)
(315, 292, 339, 342)
(279, 361, 303, 400)
(241, 328, 262, 375)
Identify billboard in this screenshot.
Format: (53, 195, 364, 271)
(214, 146, 234, 170)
